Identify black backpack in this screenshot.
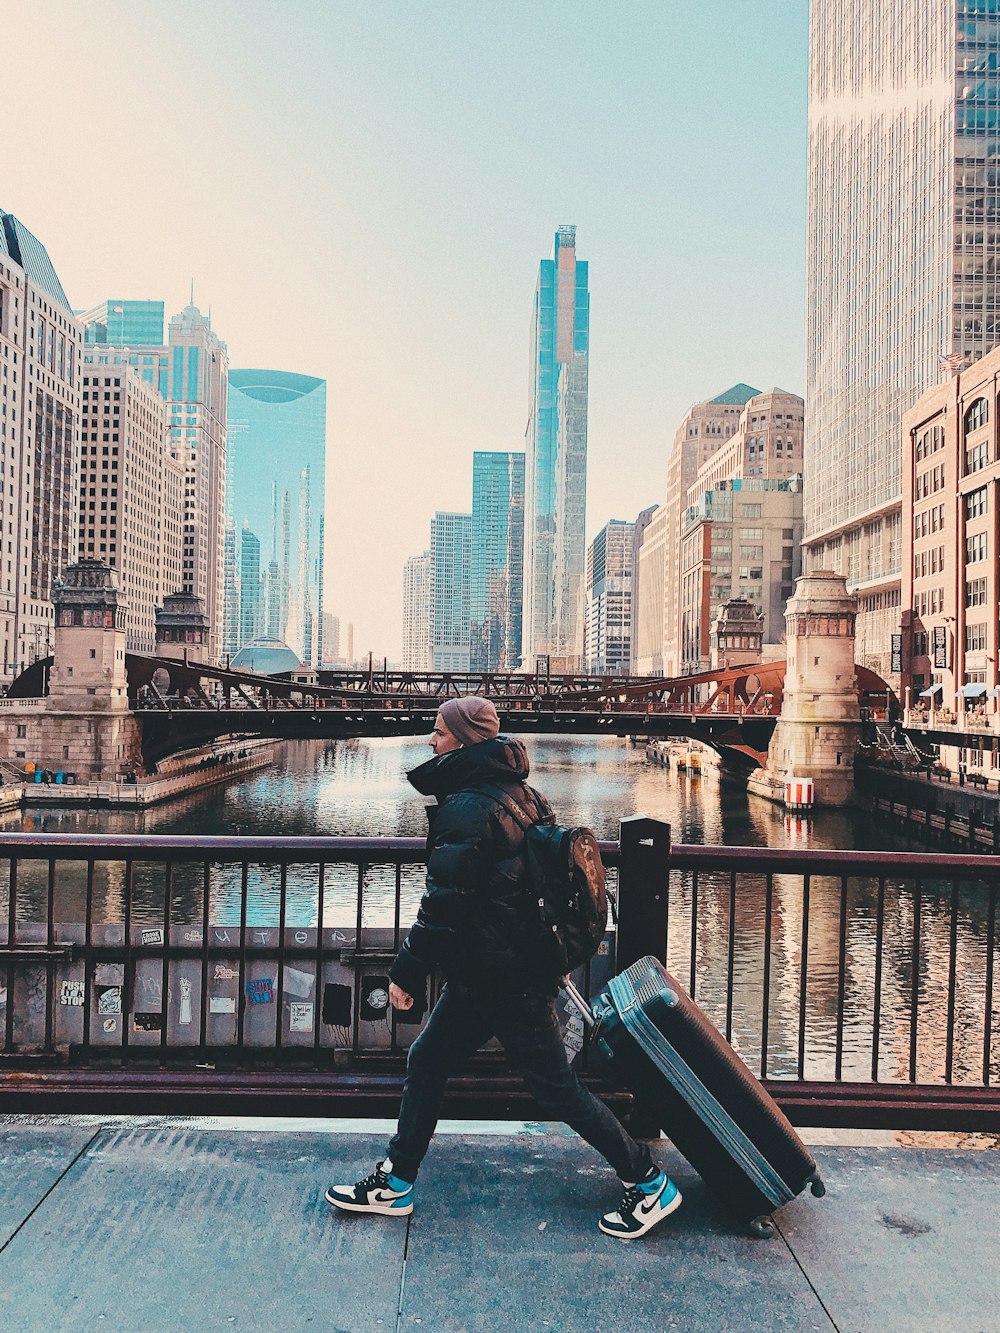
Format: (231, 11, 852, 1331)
(474, 784, 609, 973)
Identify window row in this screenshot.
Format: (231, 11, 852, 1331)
(914, 504, 945, 538)
(917, 463, 947, 497)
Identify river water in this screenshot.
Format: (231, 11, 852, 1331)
(4, 737, 995, 1086)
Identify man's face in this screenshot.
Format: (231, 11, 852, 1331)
(429, 713, 462, 755)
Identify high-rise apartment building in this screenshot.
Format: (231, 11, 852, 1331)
(225, 370, 326, 663)
(471, 451, 525, 671)
(77, 359, 183, 651)
(634, 507, 667, 675)
(321, 612, 341, 665)
(80, 301, 229, 662)
(805, 1, 1000, 680)
(679, 478, 802, 673)
(522, 225, 589, 672)
(78, 300, 164, 348)
(661, 385, 758, 675)
(402, 551, 431, 670)
(584, 520, 635, 675)
(238, 526, 262, 648)
(0, 209, 82, 674)
(429, 513, 472, 672)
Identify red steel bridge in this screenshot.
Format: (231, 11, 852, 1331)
(12, 656, 894, 771)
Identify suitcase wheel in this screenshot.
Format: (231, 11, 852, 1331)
(749, 1215, 776, 1239)
(808, 1173, 826, 1198)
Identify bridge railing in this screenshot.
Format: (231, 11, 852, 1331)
(0, 823, 996, 1130)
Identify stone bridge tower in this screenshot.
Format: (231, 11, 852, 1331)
(749, 571, 861, 806)
(43, 560, 141, 780)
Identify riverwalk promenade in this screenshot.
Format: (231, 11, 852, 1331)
(1, 1118, 996, 1332)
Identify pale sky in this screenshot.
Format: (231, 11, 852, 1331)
(4, 1, 808, 661)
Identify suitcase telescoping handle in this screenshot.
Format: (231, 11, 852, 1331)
(562, 977, 597, 1028)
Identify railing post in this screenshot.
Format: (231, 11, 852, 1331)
(616, 817, 671, 972)
(614, 817, 671, 1140)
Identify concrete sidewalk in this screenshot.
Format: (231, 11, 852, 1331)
(0, 1120, 997, 1333)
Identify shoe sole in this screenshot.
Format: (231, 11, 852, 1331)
(325, 1190, 414, 1215)
(598, 1187, 682, 1240)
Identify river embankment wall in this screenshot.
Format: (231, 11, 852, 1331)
(855, 766, 1000, 852)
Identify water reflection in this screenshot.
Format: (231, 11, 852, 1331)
(0, 737, 994, 1085)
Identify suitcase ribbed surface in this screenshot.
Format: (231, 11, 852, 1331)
(599, 957, 818, 1222)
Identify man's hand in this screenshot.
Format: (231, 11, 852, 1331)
(389, 983, 414, 1011)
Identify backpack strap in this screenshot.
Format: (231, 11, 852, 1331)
(469, 782, 541, 832)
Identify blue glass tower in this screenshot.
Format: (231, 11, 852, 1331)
(471, 451, 525, 671)
(225, 369, 326, 663)
(523, 226, 589, 671)
(79, 300, 165, 347)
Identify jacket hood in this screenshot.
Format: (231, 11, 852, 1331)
(407, 735, 530, 798)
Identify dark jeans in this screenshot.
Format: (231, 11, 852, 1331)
(387, 983, 653, 1185)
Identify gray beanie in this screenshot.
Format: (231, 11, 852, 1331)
(438, 696, 500, 747)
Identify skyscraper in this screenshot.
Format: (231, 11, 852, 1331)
(522, 225, 589, 672)
(238, 526, 262, 647)
(805, 0, 1000, 679)
(402, 551, 431, 670)
(0, 208, 81, 673)
(471, 451, 525, 671)
(584, 520, 635, 676)
(429, 513, 472, 672)
(661, 385, 758, 675)
(80, 301, 229, 661)
(77, 357, 182, 652)
(78, 300, 164, 347)
(225, 370, 326, 663)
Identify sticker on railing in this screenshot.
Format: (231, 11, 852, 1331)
(134, 1012, 162, 1032)
(322, 982, 352, 1026)
(96, 985, 121, 1015)
(289, 1003, 313, 1032)
(178, 978, 193, 1026)
(246, 977, 274, 1005)
(284, 967, 314, 999)
(140, 928, 164, 946)
(60, 981, 85, 1007)
(360, 976, 390, 1023)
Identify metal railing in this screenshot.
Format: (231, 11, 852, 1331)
(0, 821, 997, 1129)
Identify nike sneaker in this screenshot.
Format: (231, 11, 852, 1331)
(325, 1158, 414, 1216)
(598, 1166, 681, 1239)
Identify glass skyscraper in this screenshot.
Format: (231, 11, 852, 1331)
(805, 0, 1000, 677)
(522, 226, 589, 672)
(471, 451, 525, 671)
(429, 512, 472, 672)
(225, 369, 326, 663)
(79, 300, 164, 348)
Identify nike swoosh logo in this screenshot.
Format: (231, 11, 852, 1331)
(638, 1183, 667, 1216)
(372, 1188, 406, 1202)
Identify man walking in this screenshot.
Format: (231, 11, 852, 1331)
(326, 697, 681, 1239)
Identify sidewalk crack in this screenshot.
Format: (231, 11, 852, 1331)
(395, 1216, 411, 1333)
(774, 1216, 840, 1332)
(0, 1127, 104, 1257)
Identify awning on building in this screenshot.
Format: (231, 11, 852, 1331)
(958, 683, 987, 698)
(918, 684, 942, 698)
(990, 687, 1000, 699)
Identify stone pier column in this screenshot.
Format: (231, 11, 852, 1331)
(748, 571, 861, 806)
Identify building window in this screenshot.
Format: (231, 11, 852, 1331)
(965, 486, 989, 519)
(965, 440, 989, 475)
(967, 577, 989, 608)
(965, 622, 988, 653)
(966, 531, 988, 563)
(965, 397, 989, 433)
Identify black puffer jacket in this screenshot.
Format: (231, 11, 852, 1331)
(389, 736, 557, 996)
